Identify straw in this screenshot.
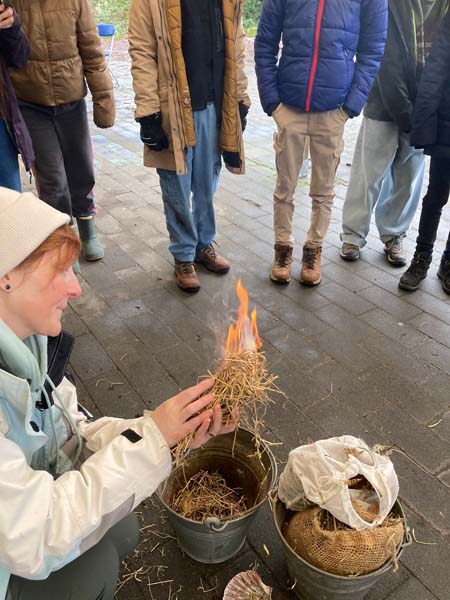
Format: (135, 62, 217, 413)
(173, 350, 283, 464)
(171, 470, 247, 522)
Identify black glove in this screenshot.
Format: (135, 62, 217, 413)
(223, 151, 241, 169)
(139, 113, 169, 151)
(342, 105, 357, 119)
(266, 102, 280, 117)
(239, 101, 249, 132)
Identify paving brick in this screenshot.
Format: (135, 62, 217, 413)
(400, 508, 450, 599)
(385, 576, 438, 600)
(156, 342, 208, 388)
(305, 394, 388, 447)
(125, 311, 180, 353)
(360, 366, 447, 424)
(106, 339, 169, 401)
(403, 289, 450, 324)
(360, 330, 437, 384)
(365, 400, 450, 473)
(319, 281, 376, 315)
(394, 453, 450, 535)
(264, 324, 329, 369)
(320, 261, 374, 292)
(408, 311, 450, 350)
(84, 370, 146, 419)
(413, 338, 450, 375)
(69, 332, 115, 381)
(360, 307, 429, 348)
(312, 326, 382, 374)
(358, 285, 423, 321)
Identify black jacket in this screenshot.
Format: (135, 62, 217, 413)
(410, 8, 450, 152)
(364, 0, 446, 133)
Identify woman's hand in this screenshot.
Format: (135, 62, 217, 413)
(0, 6, 14, 30)
(151, 378, 238, 449)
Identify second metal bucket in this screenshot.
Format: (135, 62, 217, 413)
(273, 497, 411, 600)
(157, 428, 277, 564)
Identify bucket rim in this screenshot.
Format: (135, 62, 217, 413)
(272, 496, 407, 582)
(157, 428, 277, 527)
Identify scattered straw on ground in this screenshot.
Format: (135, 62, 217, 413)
(173, 350, 283, 464)
(171, 470, 247, 521)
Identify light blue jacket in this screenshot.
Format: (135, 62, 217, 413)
(0, 321, 171, 598)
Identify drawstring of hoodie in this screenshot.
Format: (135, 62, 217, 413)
(41, 374, 83, 476)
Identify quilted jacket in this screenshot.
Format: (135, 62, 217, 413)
(254, 0, 388, 116)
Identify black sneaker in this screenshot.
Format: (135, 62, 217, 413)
(437, 256, 450, 295)
(398, 253, 432, 291)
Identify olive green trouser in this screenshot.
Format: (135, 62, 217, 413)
(272, 104, 348, 247)
(7, 513, 139, 600)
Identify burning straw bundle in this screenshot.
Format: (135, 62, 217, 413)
(173, 279, 282, 464)
(171, 470, 247, 521)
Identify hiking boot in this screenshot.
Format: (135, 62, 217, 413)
(77, 216, 104, 261)
(384, 236, 406, 266)
(300, 244, 322, 286)
(174, 260, 201, 293)
(270, 243, 293, 284)
(398, 252, 432, 291)
(437, 255, 450, 295)
(194, 243, 230, 274)
(340, 242, 360, 262)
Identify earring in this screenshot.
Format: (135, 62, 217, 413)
(5, 284, 11, 291)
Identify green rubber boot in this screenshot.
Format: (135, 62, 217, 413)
(77, 216, 104, 261)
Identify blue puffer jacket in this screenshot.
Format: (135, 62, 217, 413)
(255, 0, 388, 116)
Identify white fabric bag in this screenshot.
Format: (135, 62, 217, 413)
(278, 435, 399, 530)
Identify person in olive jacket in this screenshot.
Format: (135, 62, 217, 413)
(9, 0, 115, 266)
(340, 0, 447, 268)
(399, 6, 450, 293)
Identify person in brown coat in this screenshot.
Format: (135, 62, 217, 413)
(129, 0, 250, 293)
(9, 0, 115, 265)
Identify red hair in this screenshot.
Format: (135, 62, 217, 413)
(19, 225, 80, 272)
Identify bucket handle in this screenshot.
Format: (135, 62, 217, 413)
(204, 517, 229, 532)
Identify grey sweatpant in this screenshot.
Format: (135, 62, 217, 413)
(20, 99, 96, 219)
(7, 513, 139, 600)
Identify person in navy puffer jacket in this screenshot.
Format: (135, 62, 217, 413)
(255, 0, 388, 287)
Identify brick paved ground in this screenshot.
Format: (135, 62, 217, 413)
(28, 45, 450, 599)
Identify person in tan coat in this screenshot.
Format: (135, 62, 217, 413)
(9, 0, 115, 266)
(129, 0, 250, 293)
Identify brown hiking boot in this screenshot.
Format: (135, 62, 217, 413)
(195, 243, 230, 274)
(174, 260, 201, 293)
(270, 243, 293, 284)
(300, 244, 322, 286)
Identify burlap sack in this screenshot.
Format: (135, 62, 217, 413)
(284, 506, 404, 576)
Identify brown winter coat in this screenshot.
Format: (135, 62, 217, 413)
(9, 0, 115, 128)
(128, 0, 250, 174)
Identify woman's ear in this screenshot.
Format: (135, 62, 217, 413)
(0, 275, 12, 292)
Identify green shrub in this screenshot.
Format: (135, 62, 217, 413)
(92, 0, 262, 39)
(244, 0, 263, 28)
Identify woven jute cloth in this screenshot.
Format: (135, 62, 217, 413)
(284, 506, 404, 576)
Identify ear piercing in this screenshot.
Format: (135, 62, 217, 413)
(5, 284, 11, 291)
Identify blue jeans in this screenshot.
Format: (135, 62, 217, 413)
(157, 103, 221, 262)
(341, 117, 426, 248)
(0, 118, 21, 192)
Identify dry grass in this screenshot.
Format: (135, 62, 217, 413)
(171, 470, 247, 522)
(173, 350, 282, 464)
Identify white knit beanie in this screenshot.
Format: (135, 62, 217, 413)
(0, 187, 70, 278)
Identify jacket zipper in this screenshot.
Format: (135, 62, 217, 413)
(305, 0, 326, 112)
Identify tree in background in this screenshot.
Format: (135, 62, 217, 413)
(93, 0, 262, 38)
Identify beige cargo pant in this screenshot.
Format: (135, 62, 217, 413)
(272, 104, 348, 248)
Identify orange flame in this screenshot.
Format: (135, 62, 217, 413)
(225, 279, 262, 357)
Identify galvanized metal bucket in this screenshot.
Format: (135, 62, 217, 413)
(158, 428, 277, 564)
(273, 497, 411, 600)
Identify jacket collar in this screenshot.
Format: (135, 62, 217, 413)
(0, 320, 47, 396)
